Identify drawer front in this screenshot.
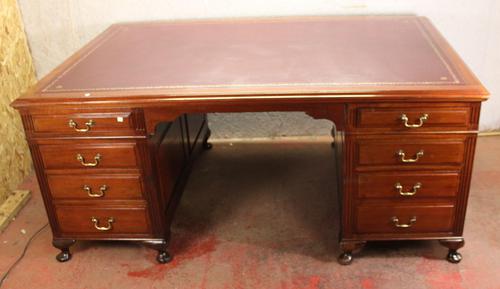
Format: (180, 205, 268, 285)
(55, 206, 151, 235)
(356, 106, 470, 130)
(357, 172, 460, 199)
(40, 143, 138, 169)
(32, 112, 133, 134)
(357, 139, 465, 167)
(355, 204, 455, 234)
(47, 174, 143, 200)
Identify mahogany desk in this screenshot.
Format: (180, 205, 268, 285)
(12, 16, 488, 265)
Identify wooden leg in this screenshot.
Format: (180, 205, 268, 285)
(142, 239, 172, 264)
(202, 128, 213, 150)
(439, 238, 464, 264)
(338, 241, 366, 265)
(52, 239, 76, 262)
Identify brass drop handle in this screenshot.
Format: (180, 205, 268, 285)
(83, 185, 108, 198)
(91, 217, 114, 231)
(397, 149, 424, 163)
(76, 153, 101, 167)
(400, 114, 428, 128)
(391, 216, 417, 228)
(395, 182, 421, 196)
(69, 119, 95, 132)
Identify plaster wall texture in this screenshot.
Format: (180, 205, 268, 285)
(0, 0, 36, 204)
(17, 0, 500, 138)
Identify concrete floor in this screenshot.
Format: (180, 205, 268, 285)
(1, 137, 499, 289)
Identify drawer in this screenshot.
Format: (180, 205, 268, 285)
(55, 206, 151, 235)
(47, 174, 144, 200)
(355, 204, 455, 234)
(357, 172, 460, 199)
(39, 143, 138, 169)
(32, 112, 134, 134)
(357, 138, 465, 167)
(355, 106, 471, 130)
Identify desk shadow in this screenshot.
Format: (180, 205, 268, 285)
(170, 141, 340, 262)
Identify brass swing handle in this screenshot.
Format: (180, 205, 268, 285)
(68, 119, 95, 132)
(76, 153, 101, 167)
(394, 182, 421, 196)
(391, 216, 417, 228)
(83, 185, 108, 198)
(400, 114, 428, 128)
(91, 217, 114, 231)
(397, 149, 424, 163)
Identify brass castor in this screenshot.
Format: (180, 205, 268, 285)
(56, 250, 71, 262)
(446, 250, 462, 264)
(439, 238, 464, 264)
(338, 252, 353, 265)
(202, 129, 213, 150)
(157, 251, 173, 264)
(203, 141, 213, 150)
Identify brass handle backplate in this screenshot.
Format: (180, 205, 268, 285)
(400, 114, 428, 128)
(391, 216, 417, 228)
(83, 185, 108, 198)
(395, 182, 421, 196)
(397, 150, 424, 163)
(69, 119, 95, 132)
(91, 217, 114, 231)
(76, 153, 101, 167)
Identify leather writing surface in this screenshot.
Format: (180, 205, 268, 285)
(43, 17, 462, 94)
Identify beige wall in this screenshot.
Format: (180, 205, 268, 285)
(0, 0, 36, 204)
(17, 1, 500, 137)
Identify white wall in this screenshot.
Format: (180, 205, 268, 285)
(18, 0, 500, 136)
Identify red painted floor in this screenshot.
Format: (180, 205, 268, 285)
(1, 137, 499, 289)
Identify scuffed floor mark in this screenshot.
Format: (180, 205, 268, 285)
(289, 274, 321, 289)
(426, 272, 464, 289)
(361, 277, 375, 289)
(416, 258, 464, 289)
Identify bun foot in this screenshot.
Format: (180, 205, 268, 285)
(446, 250, 462, 264)
(52, 239, 75, 263)
(56, 250, 71, 262)
(202, 128, 212, 150)
(203, 142, 213, 150)
(440, 238, 464, 264)
(338, 252, 353, 265)
(157, 251, 173, 264)
(338, 241, 365, 265)
(142, 240, 171, 264)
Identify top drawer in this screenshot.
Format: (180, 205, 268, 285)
(32, 112, 134, 134)
(354, 105, 472, 130)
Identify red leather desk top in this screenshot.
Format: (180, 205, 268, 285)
(18, 16, 487, 103)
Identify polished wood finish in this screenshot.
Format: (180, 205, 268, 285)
(356, 137, 465, 167)
(56, 205, 151, 236)
(356, 172, 460, 199)
(11, 16, 488, 264)
(355, 203, 455, 234)
(47, 174, 144, 200)
(356, 106, 471, 130)
(32, 112, 134, 133)
(39, 142, 139, 169)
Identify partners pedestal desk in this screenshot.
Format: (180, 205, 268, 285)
(12, 16, 488, 265)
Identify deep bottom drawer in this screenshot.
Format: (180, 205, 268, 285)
(355, 204, 455, 234)
(55, 206, 151, 235)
